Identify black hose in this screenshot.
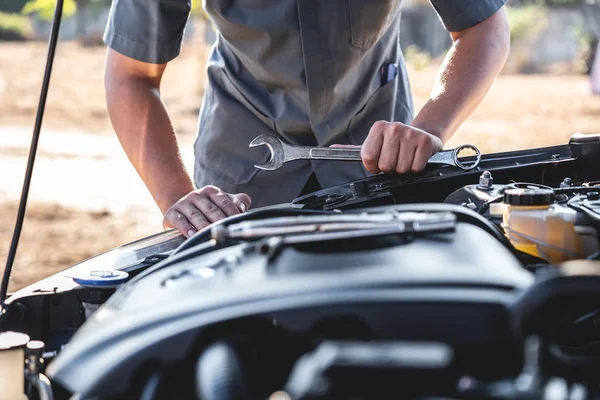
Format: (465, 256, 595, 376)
(195, 341, 251, 400)
(0, 0, 64, 304)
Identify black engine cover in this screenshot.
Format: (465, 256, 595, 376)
(47, 208, 533, 398)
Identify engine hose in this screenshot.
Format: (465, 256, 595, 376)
(195, 341, 251, 400)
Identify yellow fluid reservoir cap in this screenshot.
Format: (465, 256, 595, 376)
(504, 188, 554, 206)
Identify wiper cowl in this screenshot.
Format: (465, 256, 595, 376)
(211, 211, 457, 245)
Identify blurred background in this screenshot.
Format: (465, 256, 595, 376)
(2, 0, 600, 292)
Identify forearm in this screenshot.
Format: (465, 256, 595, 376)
(412, 9, 510, 144)
(105, 75, 195, 215)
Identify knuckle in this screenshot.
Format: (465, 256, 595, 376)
(362, 148, 378, 163)
(372, 120, 387, 131)
(182, 221, 195, 231)
(166, 209, 181, 221)
(379, 160, 394, 172)
(403, 129, 415, 140)
(391, 123, 403, 134)
(202, 201, 218, 214)
(165, 208, 176, 219)
(202, 201, 225, 218)
(173, 218, 190, 232)
(188, 192, 202, 201)
(396, 163, 409, 174)
(219, 197, 233, 208)
(198, 185, 216, 195)
(411, 162, 425, 173)
(416, 133, 429, 146)
(189, 210, 205, 220)
(190, 219, 208, 230)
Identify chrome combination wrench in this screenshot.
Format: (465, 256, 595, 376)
(249, 133, 481, 171)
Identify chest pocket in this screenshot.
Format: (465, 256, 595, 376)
(348, 0, 402, 48)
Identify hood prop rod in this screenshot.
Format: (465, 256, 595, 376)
(0, 0, 64, 304)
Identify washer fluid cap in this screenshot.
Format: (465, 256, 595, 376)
(71, 270, 129, 288)
(504, 188, 554, 206)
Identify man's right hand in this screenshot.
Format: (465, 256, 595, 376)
(163, 186, 251, 238)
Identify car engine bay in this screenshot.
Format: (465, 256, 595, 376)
(1, 133, 600, 399)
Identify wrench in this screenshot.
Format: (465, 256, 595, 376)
(249, 133, 481, 171)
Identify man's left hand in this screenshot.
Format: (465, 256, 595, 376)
(359, 120, 443, 175)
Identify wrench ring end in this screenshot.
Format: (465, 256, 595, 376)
(452, 144, 482, 171)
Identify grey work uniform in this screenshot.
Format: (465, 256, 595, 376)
(104, 0, 506, 208)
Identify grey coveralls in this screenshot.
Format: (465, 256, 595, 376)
(104, 0, 506, 208)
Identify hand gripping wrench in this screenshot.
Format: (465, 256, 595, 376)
(249, 133, 481, 171)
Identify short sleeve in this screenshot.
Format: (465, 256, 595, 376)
(429, 0, 507, 32)
(103, 0, 191, 64)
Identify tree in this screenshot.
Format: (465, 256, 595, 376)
(22, 0, 112, 44)
(21, 0, 76, 21)
(22, 0, 207, 44)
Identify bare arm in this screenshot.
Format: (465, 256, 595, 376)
(105, 49, 250, 236)
(411, 7, 511, 143)
(105, 49, 194, 213)
(360, 7, 510, 175)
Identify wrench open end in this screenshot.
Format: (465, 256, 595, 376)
(249, 134, 285, 170)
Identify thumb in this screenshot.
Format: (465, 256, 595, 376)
(227, 192, 251, 212)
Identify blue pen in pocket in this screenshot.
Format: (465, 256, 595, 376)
(380, 63, 398, 87)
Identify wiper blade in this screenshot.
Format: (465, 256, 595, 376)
(211, 211, 456, 244)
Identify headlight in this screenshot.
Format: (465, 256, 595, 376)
(6, 230, 185, 302)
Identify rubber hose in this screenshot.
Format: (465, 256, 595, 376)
(195, 341, 250, 400)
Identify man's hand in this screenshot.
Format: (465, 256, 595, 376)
(360, 120, 443, 175)
(163, 186, 251, 238)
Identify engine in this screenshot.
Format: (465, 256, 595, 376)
(4, 135, 600, 400)
(44, 203, 533, 399)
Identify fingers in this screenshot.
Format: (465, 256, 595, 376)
(229, 193, 251, 213)
(378, 128, 401, 173)
(362, 120, 444, 175)
(412, 134, 443, 172)
(189, 192, 228, 223)
(162, 186, 252, 238)
(396, 136, 417, 174)
(164, 209, 198, 238)
(179, 196, 215, 227)
(361, 121, 386, 174)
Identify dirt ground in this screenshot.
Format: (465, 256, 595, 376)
(2, 32, 600, 292)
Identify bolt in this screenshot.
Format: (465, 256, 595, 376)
(477, 171, 493, 190)
(560, 177, 572, 189)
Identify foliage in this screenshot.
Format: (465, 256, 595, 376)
(21, 0, 207, 21)
(22, 0, 76, 21)
(506, 3, 549, 43)
(570, 20, 597, 73)
(404, 45, 432, 70)
(0, 11, 32, 40)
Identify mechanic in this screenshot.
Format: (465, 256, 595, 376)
(103, 1, 510, 238)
